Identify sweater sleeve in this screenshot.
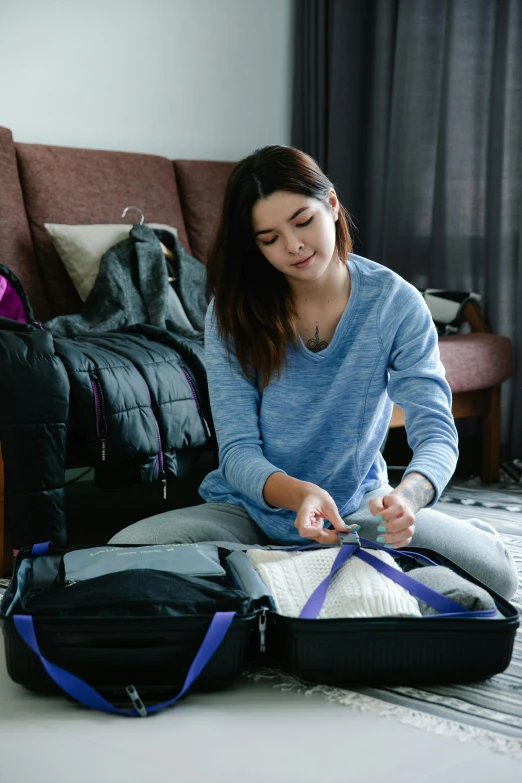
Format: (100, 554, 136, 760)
(204, 301, 287, 510)
(381, 282, 459, 505)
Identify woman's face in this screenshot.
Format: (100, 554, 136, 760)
(251, 189, 339, 283)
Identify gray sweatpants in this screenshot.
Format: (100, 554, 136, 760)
(108, 483, 519, 600)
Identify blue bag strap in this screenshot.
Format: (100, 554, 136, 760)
(13, 611, 236, 717)
(298, 535, 497, 620)
(31, 542, 53, 557)
(294, 534, 444, 618)
(299, 544, 356, 618)
(288, 536, 439, 567)
(357, 535, 439, 566)
(354, 549, 496, 618)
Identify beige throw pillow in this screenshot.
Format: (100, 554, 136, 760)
(45, 223, 179, 301)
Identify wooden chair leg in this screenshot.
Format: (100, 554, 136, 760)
(0, 443, 14, 578)
(481, 385, 501, 484)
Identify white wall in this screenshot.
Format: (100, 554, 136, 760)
(0, 0, 293, 160)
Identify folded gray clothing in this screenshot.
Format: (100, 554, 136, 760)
(407, 566, 496, 615)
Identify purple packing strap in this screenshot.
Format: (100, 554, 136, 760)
(357, 535, 440, 566)
(354, 549, 496, 618)
(287, 536, 438, 566)
(299, 544, 356, 618)
(297, 534, 497, 620)
(31, 542, 53, 557)
(13, 611, 236, 716)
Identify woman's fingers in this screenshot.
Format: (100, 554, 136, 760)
(295, 495, 361, 543)
(368, 497, 385, 517)
(376, 520, 415, 548)
(295, 505, 347, 543)
(314, 528, 340, 544)
(329, 509, 350, 532)
(298, 521, 338, 544)
(381, 531, 414, 547)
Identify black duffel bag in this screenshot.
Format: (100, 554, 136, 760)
(1, 541, 258, 716)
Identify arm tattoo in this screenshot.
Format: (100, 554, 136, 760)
(393, 471, 435, 513)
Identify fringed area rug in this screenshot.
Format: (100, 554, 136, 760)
(246, 482, 522, 758)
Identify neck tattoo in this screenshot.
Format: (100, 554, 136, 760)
(307, 325, 328, 353)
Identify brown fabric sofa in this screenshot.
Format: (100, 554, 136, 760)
(0, 126, 514, 575)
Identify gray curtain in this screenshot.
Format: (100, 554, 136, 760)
(293, 0, 522, 460)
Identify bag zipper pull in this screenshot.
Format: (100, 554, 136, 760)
(125, 685, 148, 718)
(101, 438, 106, 461)
(202, 416, 212, 440)
(161, 475, 167, 500)
(259, 608, 268, 653)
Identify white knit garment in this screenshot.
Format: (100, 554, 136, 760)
(246, 548, 422, 619)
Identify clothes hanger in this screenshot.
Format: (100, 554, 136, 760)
(121, 206, 176, 281)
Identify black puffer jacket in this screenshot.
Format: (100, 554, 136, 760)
(0, 318, 213, 549)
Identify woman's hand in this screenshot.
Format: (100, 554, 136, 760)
(368, 492, 416, 548)
(294, 486, 358, 543)
(367, 472, 435, 548)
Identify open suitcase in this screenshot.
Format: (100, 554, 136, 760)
(1, 532, 519, 717)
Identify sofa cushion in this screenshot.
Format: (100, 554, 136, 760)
(174, 160, 235, 263)
(16, 143, 192, 317)
(0, 128, 51, 320)
(439, 333, 513, 393)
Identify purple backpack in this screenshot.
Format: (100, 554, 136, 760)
(0, 264, 34, 323)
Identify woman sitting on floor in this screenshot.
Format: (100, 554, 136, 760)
(109, 144, 518, 600)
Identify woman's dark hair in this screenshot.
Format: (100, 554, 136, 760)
(206, 145, 355, 389)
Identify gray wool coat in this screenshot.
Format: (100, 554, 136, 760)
(45, 225, 207, 339)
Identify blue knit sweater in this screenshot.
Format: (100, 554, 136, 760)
(199, 254, 458, 543)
